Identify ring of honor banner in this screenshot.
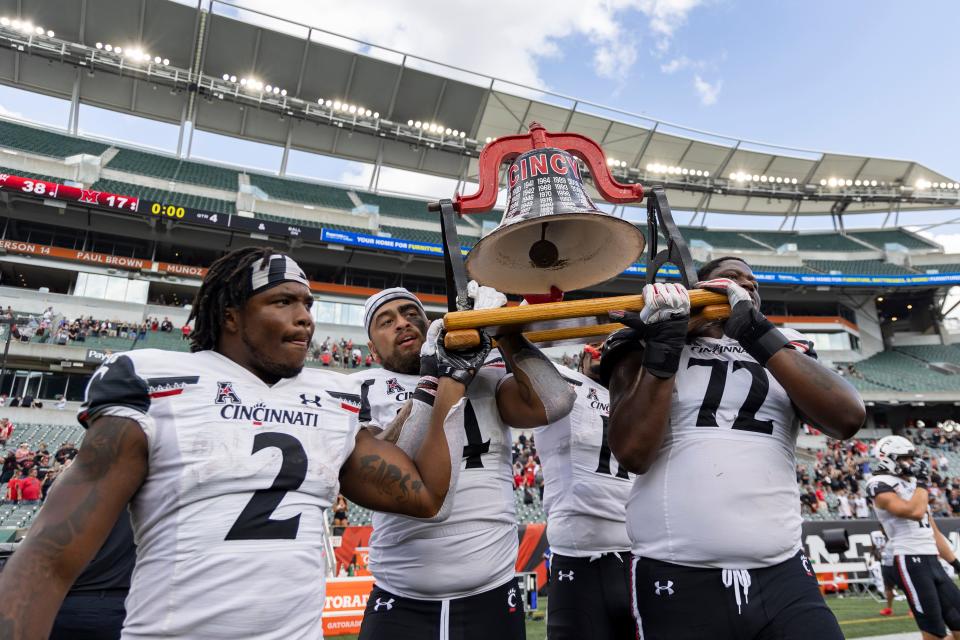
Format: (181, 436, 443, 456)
(1, 171, 957, 287)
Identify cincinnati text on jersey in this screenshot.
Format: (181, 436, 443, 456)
(690, 343, 747, 355)
(219, 401, 321, 427)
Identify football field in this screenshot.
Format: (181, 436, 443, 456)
(337, 594, 920, 640)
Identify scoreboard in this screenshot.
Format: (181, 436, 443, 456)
(0, 172, 325, 242)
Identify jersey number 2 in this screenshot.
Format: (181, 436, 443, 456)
(225, 432, 308, 541)
(688, 359, 775, 434)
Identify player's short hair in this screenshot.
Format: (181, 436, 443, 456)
(187, 246, 280, 353)
(696, 256, 751, 282)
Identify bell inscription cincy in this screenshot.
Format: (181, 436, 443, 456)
(504, 148, 601, 223)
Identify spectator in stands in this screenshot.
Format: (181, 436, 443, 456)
(5, 469, 22, 503)
(55, 395, 66, 410)
(853, 490, 870, 518)
(55, 442, 78, 465)
(0, 393, 6, 407)
(19, 468, 41, 505)
(150, 318, 159, 332)
(0, 453, 16, 484)
(181, 322, 191, 341)
(320, 351, 332, 367)
(161, 317, 174, 332)
(364, 353, 373, 367)
(333, 494, 349, 528)
(0, 417, 13, 447)
(351, 346, 362, 368)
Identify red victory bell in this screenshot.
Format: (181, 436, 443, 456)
(459, 122, 646, 295)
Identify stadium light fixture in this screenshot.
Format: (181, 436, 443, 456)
(0, 18, 8, 26)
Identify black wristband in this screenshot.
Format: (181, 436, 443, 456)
(643, 318, 687, 379)
(727, 302, 788, 366)
(951, 559, 960, 575)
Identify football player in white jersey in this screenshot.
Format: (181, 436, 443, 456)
(351, 286, 576, 640)
(534, 342, 634, 639)
(869, 529, 900, 616)
(0, 248, 489, 640)
(867, 435, 960, 640)
(602, 256, 865, 640)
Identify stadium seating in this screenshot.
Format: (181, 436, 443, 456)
(685, 228, 769, 251)
(106, 148, 239, 190)
(9, 422, 84, 450)
(850, 229, 939, 250)
(0, 120, 109, 158)
(895, 344, 960, 364)
(248, 173, 356, 210)
(749, 232, 866, 252)
(915, 263, 960, 273)
(379, 226, 444, 245)
(91, 179, 237, 214)
(355, 192, 435, 222)
(0, 165, 62, 183)
(848, 351, 960, 392)
(805, 259, 916, 275)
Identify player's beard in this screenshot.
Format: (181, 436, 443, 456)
(380, 314, 427, 375)
(241, 329, 305, 380)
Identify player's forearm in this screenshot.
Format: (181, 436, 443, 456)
(766, 348, 865, 439)
(609, 370, 673, 474)
(497, 333, 575, 426)
(411, 378, 465, 515)
(935, 527, 957, 562)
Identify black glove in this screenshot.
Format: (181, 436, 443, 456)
(950, 559, 960, 575)
(697, 278, 788, 366)
(909, 458, 930, 486)
(435, 329, 492, 386)
(642, 318, 688, 379)
(598, 326, 645, 387)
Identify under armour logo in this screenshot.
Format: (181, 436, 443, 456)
(912, 557, 921, 564)
(558, 570, 574, 582)
(299, 393, 323, 408)
(373, 597, 394, 612)
(654, 581, 674, 596)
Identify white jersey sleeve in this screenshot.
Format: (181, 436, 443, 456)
(80, 349, 361, 640)
(626, 332, 813, 569)
(866, 474, 937, 557)
(534, 366, 631, 557)
(358, 353, 519, 599)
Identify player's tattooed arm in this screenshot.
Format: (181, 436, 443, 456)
(0, 415, 147, 640)
(340, 378, 465, 518)
(766, 348, 865, 440)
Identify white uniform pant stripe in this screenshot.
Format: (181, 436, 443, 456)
(896, 555, 924, 614)
(439, 598, 450, 640)
(631, 555, 644, 640)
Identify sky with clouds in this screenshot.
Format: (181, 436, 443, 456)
(1, 0, 958, 244)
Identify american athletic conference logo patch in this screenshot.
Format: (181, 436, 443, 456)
(215, 381, 241, 404)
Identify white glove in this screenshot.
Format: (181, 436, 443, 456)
(420, 319, 443, 359)
(467, 280, 507, 310)
(638, 283, 691, 324)
(696, 277, 751, 307)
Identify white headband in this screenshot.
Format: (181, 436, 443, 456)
(363, 287, 424, 335)
(250, 254, 309, 294)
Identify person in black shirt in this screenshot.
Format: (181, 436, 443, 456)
(49, 513, 135, 639)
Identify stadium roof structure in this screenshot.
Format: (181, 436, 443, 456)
(0, 0, 958, 220)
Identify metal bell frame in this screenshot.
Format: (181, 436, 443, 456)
(427, 121, 698, 314)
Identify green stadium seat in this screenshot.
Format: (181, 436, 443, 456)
(0, 165, 63, 183)
(805, 260, 915, 275)
(248, 174, 356, 210)
(354, 192, 435, 222)
(91, 179, 237, 214)
(0, 120, 109, 158)
(106, 149, 238, 190)
(746, 232, 866, 252)
(851, 230, 940, 251)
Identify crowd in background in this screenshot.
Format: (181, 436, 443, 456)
(512, 435, 544, 504)
(3, 305, 189, 345)
(310, 336, 373, 369)
(0, 417, 78, 505)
